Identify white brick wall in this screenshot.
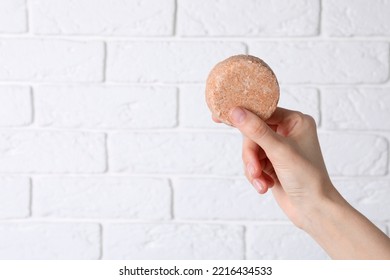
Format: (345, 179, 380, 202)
(0, 0, 26, 33)
(0, 223, 100, 259)
(0, 0, 389, 260)
(174, 178, 285, 220)
(107, 41, 246, 83)
(323, 0, 390, 36)
(322, 88, 390, 130)
(249, 42, 389, 84)
(246, 225, 328, 260)
(29, 0, 175, 36)
(335, 179, 390, 221)
(103, 223, 244, 259)
(0, 177, 30, 219)
(177, 0, 320, 37)
(319, 133, 388, 176)
(0, 86, 32, 126)
(0, 131, 106, 173)
(33, 177, 171, 219)
(0, 40, 104, 82)
(108, 132, 242, 175)
(34, 86, 177, 129)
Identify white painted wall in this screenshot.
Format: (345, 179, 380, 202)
(0, 0, 389, 259)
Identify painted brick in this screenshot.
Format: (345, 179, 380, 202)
(0, 0, 388, 261)
(178, 0, 319, 37)
(106, 41, 245, 83)
(0, 177, 30, 219)
(323, 0, 390, 36)
(0, 39, 104, 82)
(249, 42, 389, 84)
(0, 223, 100, 259)
(322, 88, 390, 130)
(319, 133, 388, 176)
(0, 86, 32, 126)
(174, 178, 285, 220)
(103, 223, 244, 259)
(278, 87, 320, 123)
(246, 225, 328, 259)
(179, 85, 226, 129)
(109, 132, 242, 175)
(0, 131, 106, 173)
(35, 86, 177, 129)
(0, 0, 26, 33)
(33, 177, 171, 219)
(30, 0, 174, 36)
(334, 179, 390, 221)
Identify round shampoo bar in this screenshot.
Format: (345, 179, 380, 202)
(205, 55, 280, 125)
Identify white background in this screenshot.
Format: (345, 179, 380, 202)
(0, 0, 389, 259)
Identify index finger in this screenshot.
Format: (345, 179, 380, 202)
(265, 107, 298, 125)
(212, 115, 222, 123)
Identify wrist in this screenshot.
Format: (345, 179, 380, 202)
(297, 182, 390, 259)
(299, 182, 349, 234)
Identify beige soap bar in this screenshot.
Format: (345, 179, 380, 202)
(205, 55, 280, 125)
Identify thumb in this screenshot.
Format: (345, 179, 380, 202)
(229, 107, 282, 152)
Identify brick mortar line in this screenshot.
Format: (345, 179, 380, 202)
(25, 0, 31, 34)
(168, 178, 175, 220)
(4, 173, 390, 180)
(0, 34, 389, 41)
(28, 87, 35, 126)
(385, 137, 390, 176)
(318, 0, 324, 38)
(243, 225, 248, 260)
(1, 219, 388, 226)
(317, 89, 323, 128)
(28, 177, 33, 218)
(0, 127, 236, 133)
(0, 219, 295, 225)
(1, 82, 390, 87)
(1, 127, 390, 134)
(103, 133, 109, 173)
(172, 0, 178, 37)
(26, 174, 390, 179)
(102, 42, 107, 83)
(388, 44, 390, 82)
(174, 88, 180, 128)
(98, 224, 103, 260)
(7, 173, 248, 179)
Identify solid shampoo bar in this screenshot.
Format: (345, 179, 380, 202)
(205, 55, 280, 125)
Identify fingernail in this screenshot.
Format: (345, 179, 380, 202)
(230, 107, 246, 124)
(253, 179, 263, 193)
(247, 163, 255, 177)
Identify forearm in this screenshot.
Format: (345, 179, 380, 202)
(303, 188, 390, 260)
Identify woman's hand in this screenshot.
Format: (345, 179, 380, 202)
(212, 106, 390, 259)
(214, 107, 340, 228)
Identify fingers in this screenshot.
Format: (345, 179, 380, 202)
(212, 115, 222, 123)
(268, 108, 314, 137)
(230, 107, 283, 153)
(266, 107, 297, 125)
(242, 137, 275, 194)
(243, 137, 263, 177)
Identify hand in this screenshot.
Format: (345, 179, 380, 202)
(213, 107, 339, 228)
(212, 107, 390, 259)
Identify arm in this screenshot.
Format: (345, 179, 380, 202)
(222, 106, 390, 259)
(305, 190, 390, 259)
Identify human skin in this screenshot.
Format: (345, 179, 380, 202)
(213, 107, 390, 259)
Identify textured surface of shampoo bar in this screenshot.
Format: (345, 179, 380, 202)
(206, 55, 280, 125)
